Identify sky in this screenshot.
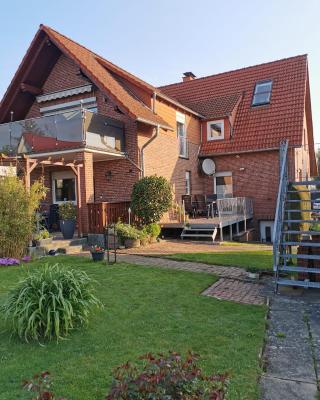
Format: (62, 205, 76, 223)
(0, 0, 320, 142)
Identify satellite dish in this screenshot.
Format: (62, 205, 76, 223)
(202, 158, 216, 176)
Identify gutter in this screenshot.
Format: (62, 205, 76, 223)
(140, 124, 160, 177)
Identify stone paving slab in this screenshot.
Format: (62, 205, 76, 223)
(260, 376, 318, 400)
(117, 254, 248, 279)
(202, 278, 266, 305)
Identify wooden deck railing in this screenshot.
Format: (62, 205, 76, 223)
(87, 201, 131, 233)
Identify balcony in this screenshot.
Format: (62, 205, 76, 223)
(0, 110, 125, 156)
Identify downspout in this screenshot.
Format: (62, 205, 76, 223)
(140, 124, 160, 178)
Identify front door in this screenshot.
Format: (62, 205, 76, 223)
(52, 171, 77, 204)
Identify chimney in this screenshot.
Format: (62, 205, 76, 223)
(182, 72, 196, 82)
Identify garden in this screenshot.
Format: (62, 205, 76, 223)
(0, 174, 267, 399)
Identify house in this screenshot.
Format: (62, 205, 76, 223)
(0, 25, 316, 240)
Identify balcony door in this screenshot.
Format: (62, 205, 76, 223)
(52, 171, 77, 204)
(214, 172, 233, 199)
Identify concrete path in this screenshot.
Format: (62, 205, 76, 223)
(261, 290, 320, 399)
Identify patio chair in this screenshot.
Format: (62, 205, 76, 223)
(194, 194, 208, 218)
(182, 195, 196, 218)
(206, 194, 218, 218)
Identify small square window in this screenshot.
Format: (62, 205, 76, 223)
(252, 80, 272, 106)
(207, 120, 224, 141)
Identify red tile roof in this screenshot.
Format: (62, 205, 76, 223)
(160, 55, 308, 154)
(40, 26, 172, 130)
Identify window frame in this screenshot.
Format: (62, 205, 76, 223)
(52, 171, 77, 205)
(177, 119, 188, 158)
(185, 171, 191, 195)
(251, 80, 273, 107)
(213, 171, 233, 199)
(207, 120, 224, 141)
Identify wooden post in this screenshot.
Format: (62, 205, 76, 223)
(229, 224, 233, 241)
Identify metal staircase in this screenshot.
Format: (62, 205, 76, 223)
(273, 140, 320, 292)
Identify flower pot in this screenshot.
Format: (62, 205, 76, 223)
(124, 238, 140, 248)
(149, 236, 157, 244)
(60, 219, 76, 239)
(91, 251, 105, 262)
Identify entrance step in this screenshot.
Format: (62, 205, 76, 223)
(38, 237, 88, 255)
(58, 245, 84, 255)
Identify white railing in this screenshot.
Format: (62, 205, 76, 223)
(217, 197, 253, 220)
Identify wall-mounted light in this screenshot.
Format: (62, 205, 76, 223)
(236, 154, 240, 158)
(239, 167, 245, 171)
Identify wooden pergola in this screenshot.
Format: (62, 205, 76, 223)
(0, 154, 84, 237)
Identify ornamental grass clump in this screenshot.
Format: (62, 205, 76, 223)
(3, 263, 102, 343)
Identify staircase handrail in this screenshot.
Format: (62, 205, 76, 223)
(273, 140, 289, 276)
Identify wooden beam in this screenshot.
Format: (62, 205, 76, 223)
(76, 164, 82, 237)
(20, 83, 43, 96)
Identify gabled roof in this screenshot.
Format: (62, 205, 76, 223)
(0, 25, 172, 130)
(160, 55, 309, 154)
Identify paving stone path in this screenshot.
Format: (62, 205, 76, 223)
(261, 291, 320, 399)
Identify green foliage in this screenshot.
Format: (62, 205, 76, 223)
(106, 351, 228, 399)
(138, 227, 149, 240)
(2, 263, 102, 343)
(59, 202, 77, 220)
(0, 176, 46, 258)
(131, 176, 172, 225)
(145, 222, 161, 238)
(115, 222, 140, 240)
(310, 223, 320, 231)
(33, 229, 50, 241)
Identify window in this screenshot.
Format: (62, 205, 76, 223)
(176, 111, 188, 158)
(252, 80, 272, 106)
(185, 171, 191, 195)
(214, 172, 233, 199)
(207, 120, 224, 141)
(52, 171, 76, 204)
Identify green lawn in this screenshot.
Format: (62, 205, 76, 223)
(167, 250, 273, 271)
(0, 256, 266, 399)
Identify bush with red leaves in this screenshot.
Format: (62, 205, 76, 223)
(106, 351, 228, 400)
(22, 371, 65, 400)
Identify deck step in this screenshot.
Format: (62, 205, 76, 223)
(283, 230, 320, 235)
(280, 254, 320, 261)
(283, 241, 320, 247)
(59, 245, 84, 254)
(183, 228, 216, 231)
(277, 279, 320, 289)
(279, 266, 320, 273)
(286, 199, 318, 203)
(290, 181, 320, 186)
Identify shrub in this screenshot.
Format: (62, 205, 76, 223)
(22, 371, 64, 400)
(146, 222, 161, 238)
(115, 222, 140, 241)
(58, 202, 77, 220)
(3, 263, 102, 342)
(106, 351, 228, 399)
(131, 176, 172, 225)
(138, 227, 149, 240)
(0, 176, 46, 258)
(34, 229, 50, 241)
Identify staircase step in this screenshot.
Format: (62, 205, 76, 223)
(280, 254, 320, 261)
(280, 266, 320, 273)
(286, 199, 318, 203)
(288, 190, 320, 194)
(277, 278, 320, 289)
(290, 180, 320, 186)
(284, 220, 315, 223)
(181, 233, 214, 238)
(283, 230, 320, 235)
(285, 209, 314, 213)
(283, 241, 320, 247)
(183, 228, 215, 231)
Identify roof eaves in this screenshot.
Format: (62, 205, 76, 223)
(155, 91, 205, 118)
(136, 117, 174, 131)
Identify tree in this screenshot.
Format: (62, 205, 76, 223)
(131, 176, 172, 225)
(0, 175, 46, 258)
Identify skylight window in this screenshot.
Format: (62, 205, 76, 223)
(252, 80, 273, 106)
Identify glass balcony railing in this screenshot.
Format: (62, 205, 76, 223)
(0, 110, 125, 156)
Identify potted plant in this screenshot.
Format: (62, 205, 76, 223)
(146, 223, 161, 244)
(33, 229, 51, 247)
(247, 266, 260, 280)
(90, 245, 105, 262)
(115, 222, 141, 248)
(59, 202, 77, 239)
